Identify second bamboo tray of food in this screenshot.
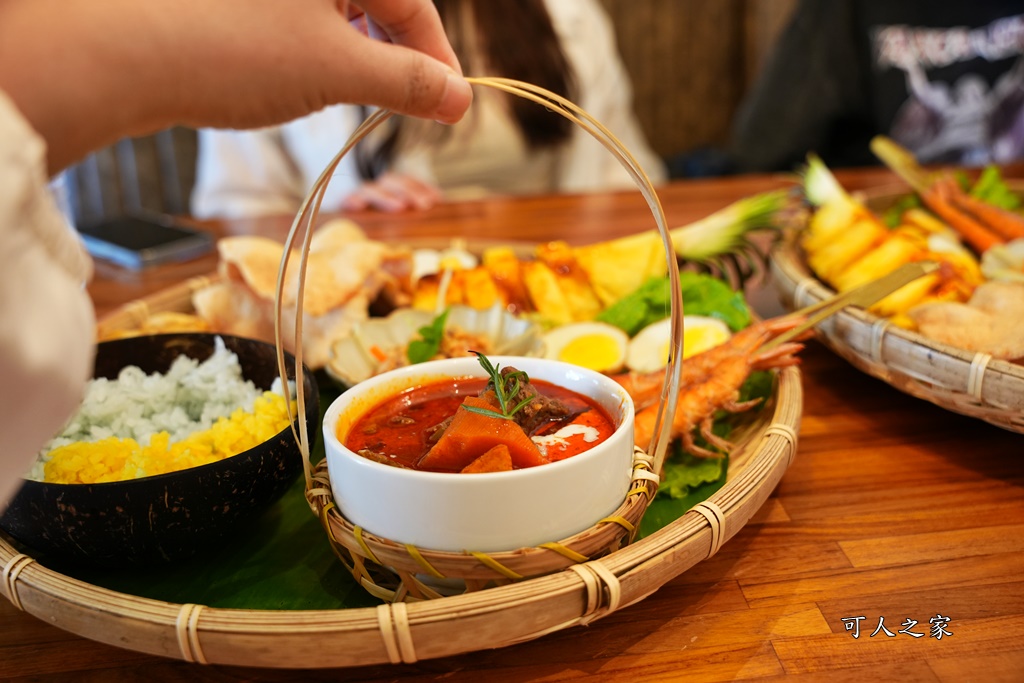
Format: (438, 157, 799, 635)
(770, 187, 1024, 434)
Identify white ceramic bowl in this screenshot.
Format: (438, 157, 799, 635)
(322, 356, 634, 552)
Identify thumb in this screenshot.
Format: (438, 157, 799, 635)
(329, 34, 473, 124)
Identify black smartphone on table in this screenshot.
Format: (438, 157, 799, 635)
(77, 213, 215, 270)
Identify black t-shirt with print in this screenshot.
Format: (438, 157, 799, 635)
(730, 0, 1024, 172)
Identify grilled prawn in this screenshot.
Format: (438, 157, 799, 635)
(612, 316, 806, 458)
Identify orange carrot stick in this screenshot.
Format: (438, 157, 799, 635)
(921, 179, 1004, 254)
(947, 190, 1024, 242)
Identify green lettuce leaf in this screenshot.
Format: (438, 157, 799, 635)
(659, 447, 724, 499)
(595, 272, 751, 336)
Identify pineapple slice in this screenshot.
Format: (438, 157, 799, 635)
(806, 217, 888, 285)
(572, 232, 667, 308)
(831, 233, 924, 292)
(902, 208, 954, 235)
(535, 241, 604, 321)
(521, 260, 574, 325)
(869, 273, 940, 318)
(801, 199, 863, 255)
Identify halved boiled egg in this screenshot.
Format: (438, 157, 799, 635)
(625, 315, 732, 373)
(542, 321, 629, 373)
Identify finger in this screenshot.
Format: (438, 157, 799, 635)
(354, 0, 462, 74)
(339, 193, 369, 211)
(327, 33, 472, 124)
(343, 184, 411, 213)
(379, 173, 441, 210)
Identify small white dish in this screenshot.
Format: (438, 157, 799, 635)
(325, 304, 544, 388)
(322, 356, 634, 552)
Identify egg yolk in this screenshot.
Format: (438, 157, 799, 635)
(557, 334, 622, 371)
(683, 325, 730, 359)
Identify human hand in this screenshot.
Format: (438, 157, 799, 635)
(0, 0, 474, 171)
(167, 0, 474, 130)
(339, 172, 443, 212)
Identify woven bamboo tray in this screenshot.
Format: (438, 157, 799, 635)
(770, 194, 1024, 433)
(0, 366, 799, 667)
(3, 244, 802, 667)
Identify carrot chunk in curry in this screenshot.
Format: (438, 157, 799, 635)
(420, 395, 545, 471)
(460, 443, 514, 473)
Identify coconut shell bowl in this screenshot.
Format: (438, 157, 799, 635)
(0, 333, 318, 567)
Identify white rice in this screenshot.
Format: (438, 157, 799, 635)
(29, 337, 289, 481)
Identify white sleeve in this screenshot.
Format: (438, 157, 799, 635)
(191, 106, 370, 219)
(278, 106, 374, 213)
(0, 90, 95, 510)
(191, 125, 308, 219)
(545, 0, 667, 192)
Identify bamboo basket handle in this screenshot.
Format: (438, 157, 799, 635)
(273, 77, 684, 493)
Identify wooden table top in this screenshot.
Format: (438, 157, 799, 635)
(5, 167, 1023, 682)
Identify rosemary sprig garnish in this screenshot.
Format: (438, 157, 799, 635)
(461, 351, 533, 420)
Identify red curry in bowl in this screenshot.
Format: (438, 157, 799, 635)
(343, 358, 616, 474)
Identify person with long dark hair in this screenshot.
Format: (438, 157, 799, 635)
(192, 0, 665, 217)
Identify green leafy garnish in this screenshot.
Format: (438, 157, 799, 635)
(970, 165, 1021, 210)
(738, 369, 775, 403)
(406, 309, 450, 365)
(460, 351, 533, 421)
(637, 456, 729, 539)
(596, 272, 752, 336)
(659, 448, 724, 499)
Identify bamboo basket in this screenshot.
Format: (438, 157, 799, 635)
(770, 187, 1024, 433)
(276, 78, 687, 600)
(0, 78, 804, 667)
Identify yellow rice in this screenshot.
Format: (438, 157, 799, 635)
(43, 392, 292, 484)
